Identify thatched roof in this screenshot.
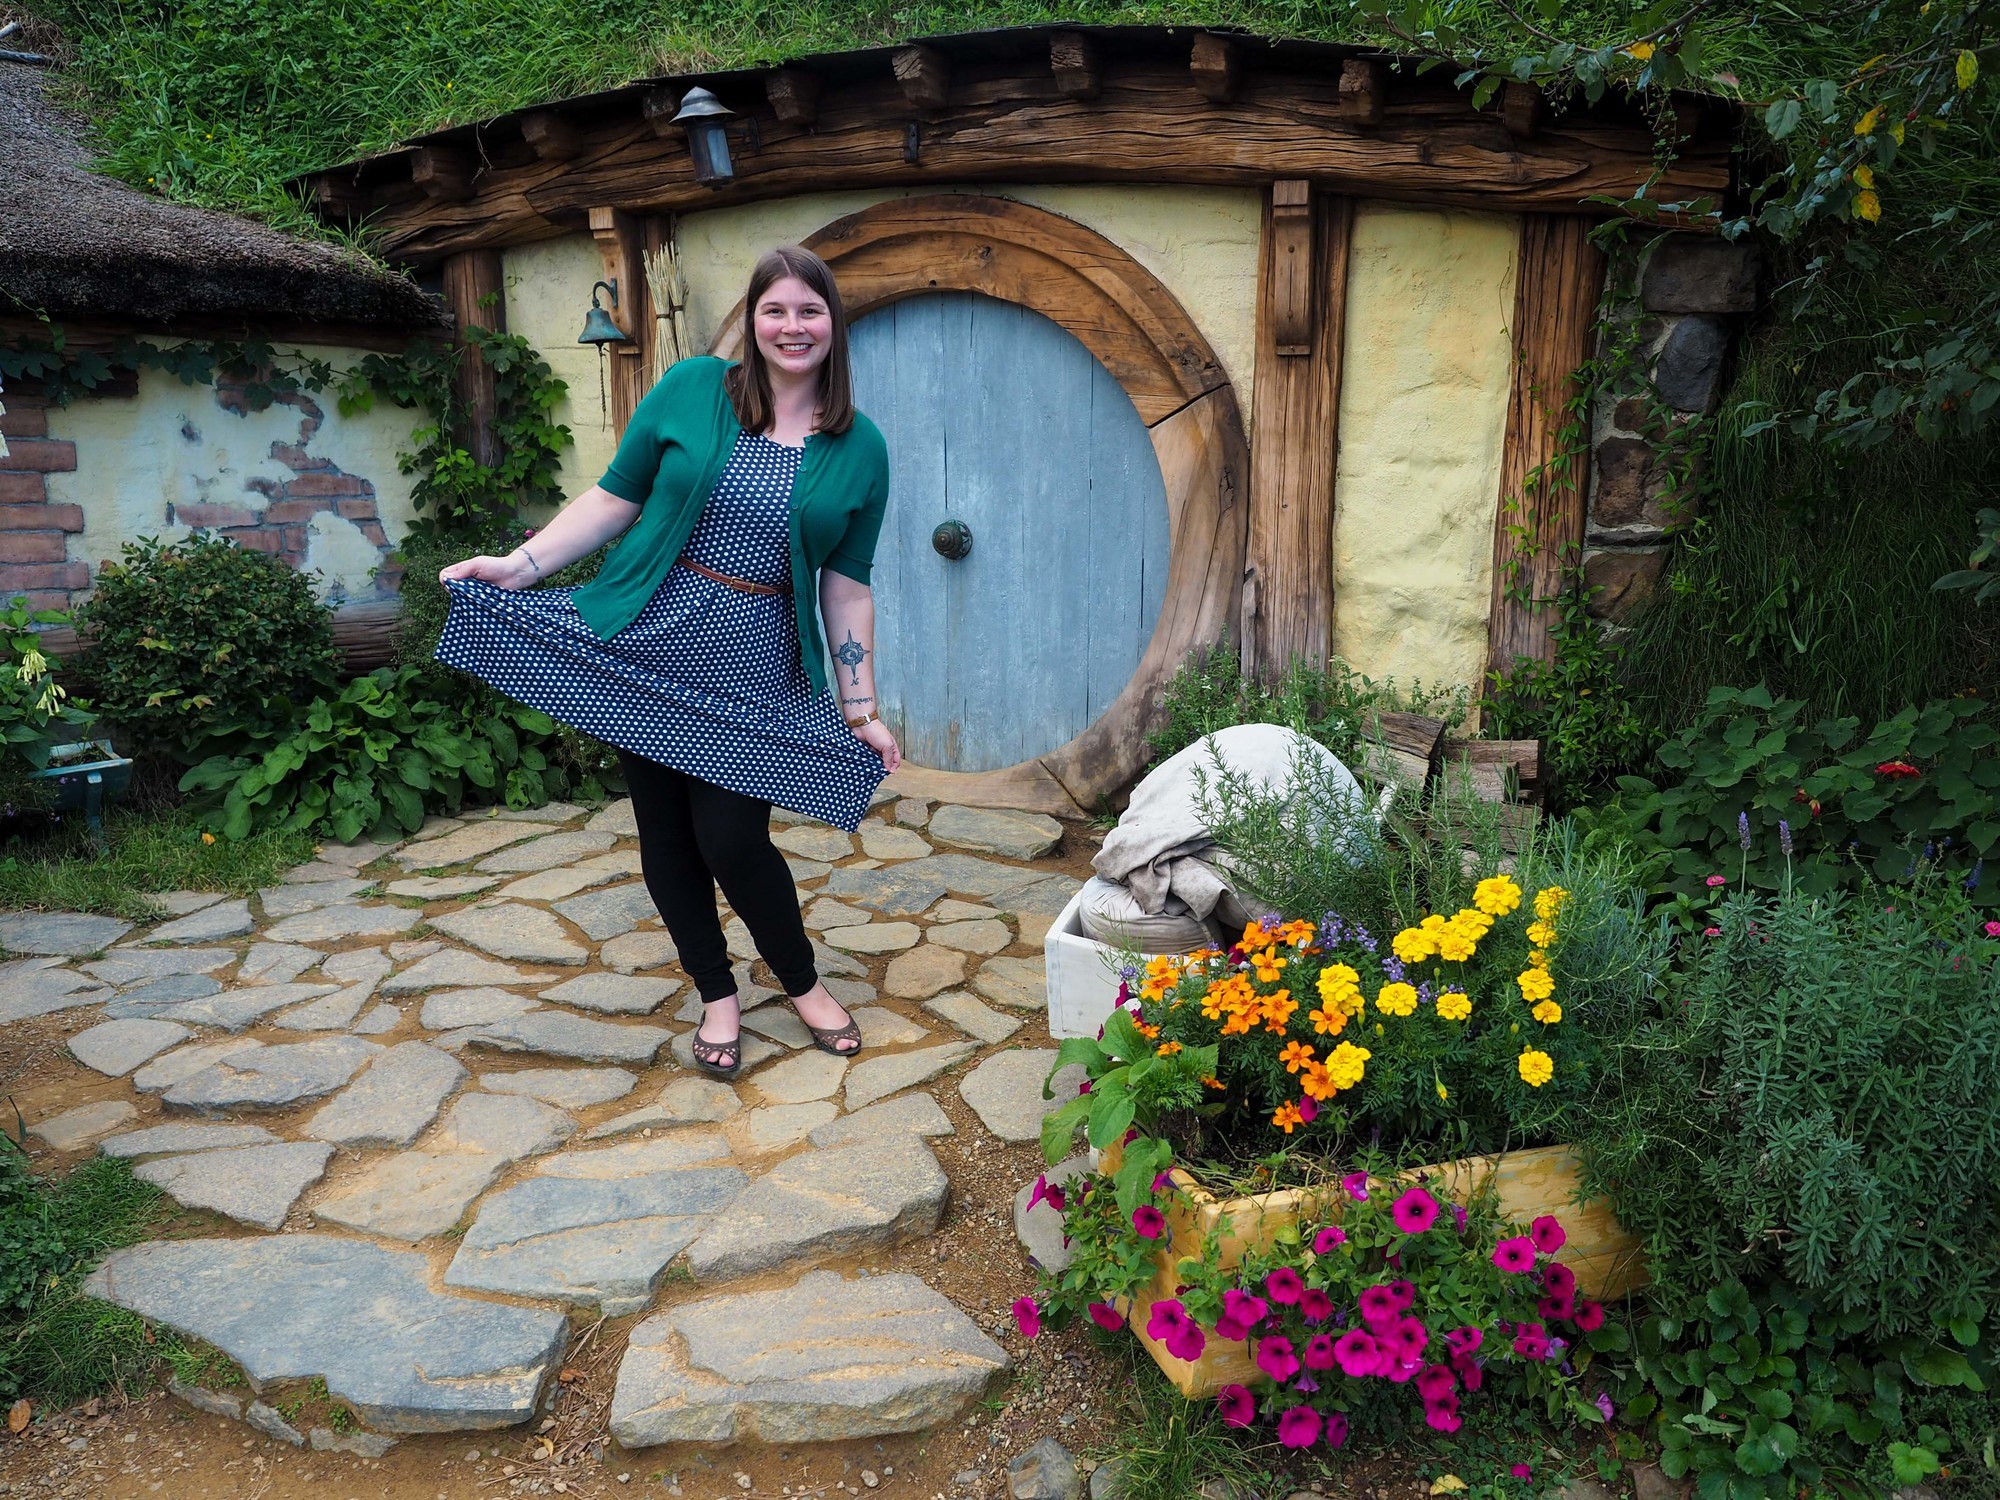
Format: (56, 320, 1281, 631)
(0, 61, 446, 334)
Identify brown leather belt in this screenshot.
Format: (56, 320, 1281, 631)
(676, 555, 791, 596)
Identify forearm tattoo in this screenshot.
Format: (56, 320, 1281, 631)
(833, 631, 870, 688)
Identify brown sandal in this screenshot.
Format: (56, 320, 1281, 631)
(691, 1006, 742, 1078)
(786, 994, 862, 1059)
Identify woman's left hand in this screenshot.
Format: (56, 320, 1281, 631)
(854, 718, 901, 774)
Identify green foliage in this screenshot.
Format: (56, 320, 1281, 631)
(0, 597, 94, 819)
(1579, 889, 2000, 1341)
(178, 664, 596, 842)
(1483, 593, 1654, 808)
(1598, 685, 1999, 905)
(0, 1151, 173, 1405)
(75, 534, 338, 757)
(1146, 640, 1468, 769)
(1936, 508, 2000, 606)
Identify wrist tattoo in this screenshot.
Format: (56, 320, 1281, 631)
(841, 695, 875, 707)
(832, 631, 869, 687)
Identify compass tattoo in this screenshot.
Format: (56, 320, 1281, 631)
(834, 631, 869, 687)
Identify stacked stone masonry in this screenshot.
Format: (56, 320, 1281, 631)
(1583, 234, 1762, 625)
(0, 384, 88, 613)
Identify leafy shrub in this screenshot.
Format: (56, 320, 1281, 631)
(1147, 640, 1467, 769)
(179, 665, 596, 842)
(1599, 685, 1999, 906)
(0, 597, 94, 818)
(75, 534, 337, 756)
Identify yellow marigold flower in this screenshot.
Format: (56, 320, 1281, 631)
(1436, 1080, 1450, 1101)
(1533, 886, 1569, 922)
(200, 831, 217, 845)
(1525, 920, 1557, 948)
(1436, 991, 1472, 1022)
(1278, 1039, 1315, 1073)
(1527, 947, 1550, 971)
(1518, 1048, 1555, 1088)
(1420, 913, 1450, 933)
(1261, 989, 1299, 1032)
(1375, 982, 1418, 1018)
(1272, 1101, 1304, 1134)
(1156, 1040, 1183, 1056)
(1299, 1059, 1335, 1100)
(1318, 962, 1359, 991)
(1532, 999, 1563, 1025)
(1474, 875, 1522, 916)
(1324, 1041, 1371, 1091)
(1391, 927, 1436, 963)
(1452, 907, 1494, 938)
(1855, 189, 1882, 222)
(1435, 927, 1477, 963)
(1516, 967, 1555, 1002)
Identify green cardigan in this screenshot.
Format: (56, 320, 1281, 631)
(570, 355, 890, 695)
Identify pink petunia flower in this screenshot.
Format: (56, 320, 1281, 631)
(1446, 1326, 1483, 1357)
(1333, 1328, 1383, 1378)
(1538, 1292, 1576, 1322)
(1703, 926, 1722, 937)
(1511, 1463, 1533, 1479)
(1542, 1262, 1577, 1298)
(1132, 1205, 1166, 1239)
(1574, 1301, 1606, 1332)
(1255, 1335, 1301, 1383)
(1452, 1203, 1468, 1233)
(1297, 1095, 1318, 1123)
(1312, 1225, 1348, 1254)
(1530, 1215, 1567, 1254)
(1276, 1405, 1323, 1449)
(1391, 1187, 1440, 1234)
(1265, 1267, 1304, 1305)
(1595, 1391, 1615, 1422)
(1358, 1284, 1402, 1327)
(1026, 1174, 1055, 1213)
(1341, 1171, 1370, 1202)
(1493, 1237, 1536, 1273)
(1324, 1411, 1349, 1449)
(1415, 1364, 1456, 1402)
(1122, 1126, 1139, 1144)
(1087, 1301, 1125, 1332)
(1387, 1316, 1431, 1362)
(1383, 1280, 1416, 1311)
(1078, 1079, 1091, 1095)
(1221, 1288, 1270, 1330)
(1152, 1171, 1175, 1194)
(1424, 1393, 1462, 1432)
(1986, 920, 2000, 938)
(1146, 1299, 1192, 1345)
(1453, 1355, 1484, 1392)
(1012, 1295, 1040, 1339)
(1303, 1334, 1338, 1370)
(1705, 874, 1727, 888)
(1299, 1288, 1335, 1324)
(1165, 1322, 1207, 1363)
(1215, 1384, 1255, 1428)
(1512, 1322, 1550, 1360)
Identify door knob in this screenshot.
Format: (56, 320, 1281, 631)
(931, 519, 973, 560)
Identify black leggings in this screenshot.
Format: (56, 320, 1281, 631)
(617, 750, 818, 1005)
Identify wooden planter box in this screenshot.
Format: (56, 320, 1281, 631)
(1097, 1139, 1647, 1398)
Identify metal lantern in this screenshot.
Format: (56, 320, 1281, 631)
(672, 87, 740, 185)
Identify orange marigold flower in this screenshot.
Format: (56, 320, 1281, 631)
(1271, 1101, 1304, 1134)
(1157, 1040, 1183, 1056)
(1307, 1003, 1349, 1036)
(1201, 1075, 1226, 1090)
(1278, 1039, 1316, 1074)
(1299, 1059, 1335, 1100)
(1135, 1020, 1161, 1039)
(1261, 989, 1299, 1031)
(1240, 920, 1278, 951)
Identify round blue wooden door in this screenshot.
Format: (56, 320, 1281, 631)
(845, 291, 1171, 773)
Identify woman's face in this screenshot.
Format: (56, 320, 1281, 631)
(752, 274, 834, 385)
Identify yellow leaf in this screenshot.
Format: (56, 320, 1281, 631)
(1891, 120, 1907, 143)
(1856, 189, 1882, 222)
(1624, 40, 1656, 62)
(1854, 104, 1883, 135)
(1853, 165, 1875, 189)
(1959, 50, 1979, 90)
(1431, 1478, 1469, 1496)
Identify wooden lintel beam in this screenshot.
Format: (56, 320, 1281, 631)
(1049, 31, 1101, 101)
(410, 146, 474, 202)
(1269, 180, 1313, 355)
(893, 44, 950, 110)
(311, 175, 369, 218)
(766, 67, 822, 126)
(642, 88, 681, 138)
(1501, 81, 1545, 139)
(519, 110, 582, 161)
(1190, 34, 1240, 103)
(1336, 58, 1388, 125)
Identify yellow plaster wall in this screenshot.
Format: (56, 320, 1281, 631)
(43, 352, 425, 605)
(1330, 203, 1519, 695)
(505, 184, 1261, 432)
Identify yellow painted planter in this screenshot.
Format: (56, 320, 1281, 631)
(1097, 1139, 1648, 1398)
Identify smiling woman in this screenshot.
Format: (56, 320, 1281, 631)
(429, 244, 892, 1080)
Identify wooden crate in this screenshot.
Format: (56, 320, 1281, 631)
(1096, 1139, 1646, 1398)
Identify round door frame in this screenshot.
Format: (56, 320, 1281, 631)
(711, 194, 1248, 817)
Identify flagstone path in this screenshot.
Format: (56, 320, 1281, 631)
(5, 794, 1094, 1454)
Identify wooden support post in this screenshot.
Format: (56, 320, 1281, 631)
(441, 250, 507, 468)
(410, 147, 474, 201)
(1336, 58, 1388, 125)
(1050, 31, 1102, 101)
(1269, 181, 1313, 355)
(519, 111, 582, 161)
(312, 175, 369, 218)
(1243, 185, 1352, 681)
(1485, 215, 1607, 679)
(766, 68, 822, 126)
(893, 45, 950, 110)
(1501, 81, 1544, 139)
(588, 206, 651, 435)
(1190, 34, 1241, 102)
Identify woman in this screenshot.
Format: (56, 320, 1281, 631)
(434, 245, 899, 1079)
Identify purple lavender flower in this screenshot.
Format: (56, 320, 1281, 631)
(1965, 860, 1984, 893)
(1381, 955, 1406, 983)
(1779, 819, 1793, 857)
(1261, 911, 1281, 927)
(1119, 963, 1140, 983)
(1416, 980, 1436, 1005)
(1351, 923, 1377, 953)
(1739, 811, 1752, 851)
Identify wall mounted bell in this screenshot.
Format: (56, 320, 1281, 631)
(577, 279, 629, 345)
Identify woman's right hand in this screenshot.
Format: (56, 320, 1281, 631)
(438, 552, 536, 590)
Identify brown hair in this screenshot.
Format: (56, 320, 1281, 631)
(724, 245, 856, 437)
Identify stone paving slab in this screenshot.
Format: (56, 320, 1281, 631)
(272, 985, 375, 1032)
(163, 1036, 383, 1110)
(859, 824, 933, 861)
(30, 1099, 137, 1151)
(100, 1123, 280, 1158)
(883, 945, 966, 1000)
(385, 875, 502, 900)
(820, 921, 921, 954)
(610, 1269, 1008, 1446)
(751, 1049, 849, 1105)
(427, 1092, 575, 1162)
(479, 1067, 637, 1109)
(843, 1042, 977, 1112)
(392, 821, 560, 870)
(131, 1038, 263, 1094)
(380, 950, 560, 993)
(958, 1050, 1086, 1143)
(538, 972, 678, 1015)
(0, 959, 114, 1023)
(474, 830, 618, 874)
(135, 1141, 335, 1228)
(586, 1078, 741, 1139)
(728, 1103, 839, 1155)
(684, 1137, 948, 1282)
(445, 1165, 749, 1314)
(263, 904, 421, 944)
(533, 1131, 732, 1178)
(315, 1151, 506, 1242)
(68, 1018, 191, 1077)
(926, 806, 1064, 859)
(323, 948, 394, 986)
(100, 974, 226, 1020)
(420, 988, 539, 1030)
(306, 1042, 466, 1147)
(807, 1092, 955, 1149)
(971, 956, 1048, 1012)
(83, 948, 234, 985)
(667, 1027, 782, 1075)
(148, 900, 255, 944)
(352, 1005, 401, 1034)
(740, 1006, 811, 1049)
(85, 1236, 567, 1432)
(239, 942, 325, 986)
(0, 911, 134, 955)
(1013, 1155, 1093, 1274)
(445, 1011, 671, 1067)
(256, 879, 377, 919)
(850, 1007, 930, 1048)
(146, 892, 227, 918)
(584, 799, 637, 837)
(159, 982, 343, 1032)
(600, 930, 680, 973)
(430, 904, 588, 965)
(552, 881, 663, 942)
(928, 919, 1012, 955)
(923, 991, 1025, 1045)
(771, 826, 854, 863)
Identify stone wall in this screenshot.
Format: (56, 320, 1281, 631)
(1581, 235, 1763, 624)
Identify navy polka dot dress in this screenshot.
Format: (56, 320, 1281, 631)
(435, 431, 889, 831)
